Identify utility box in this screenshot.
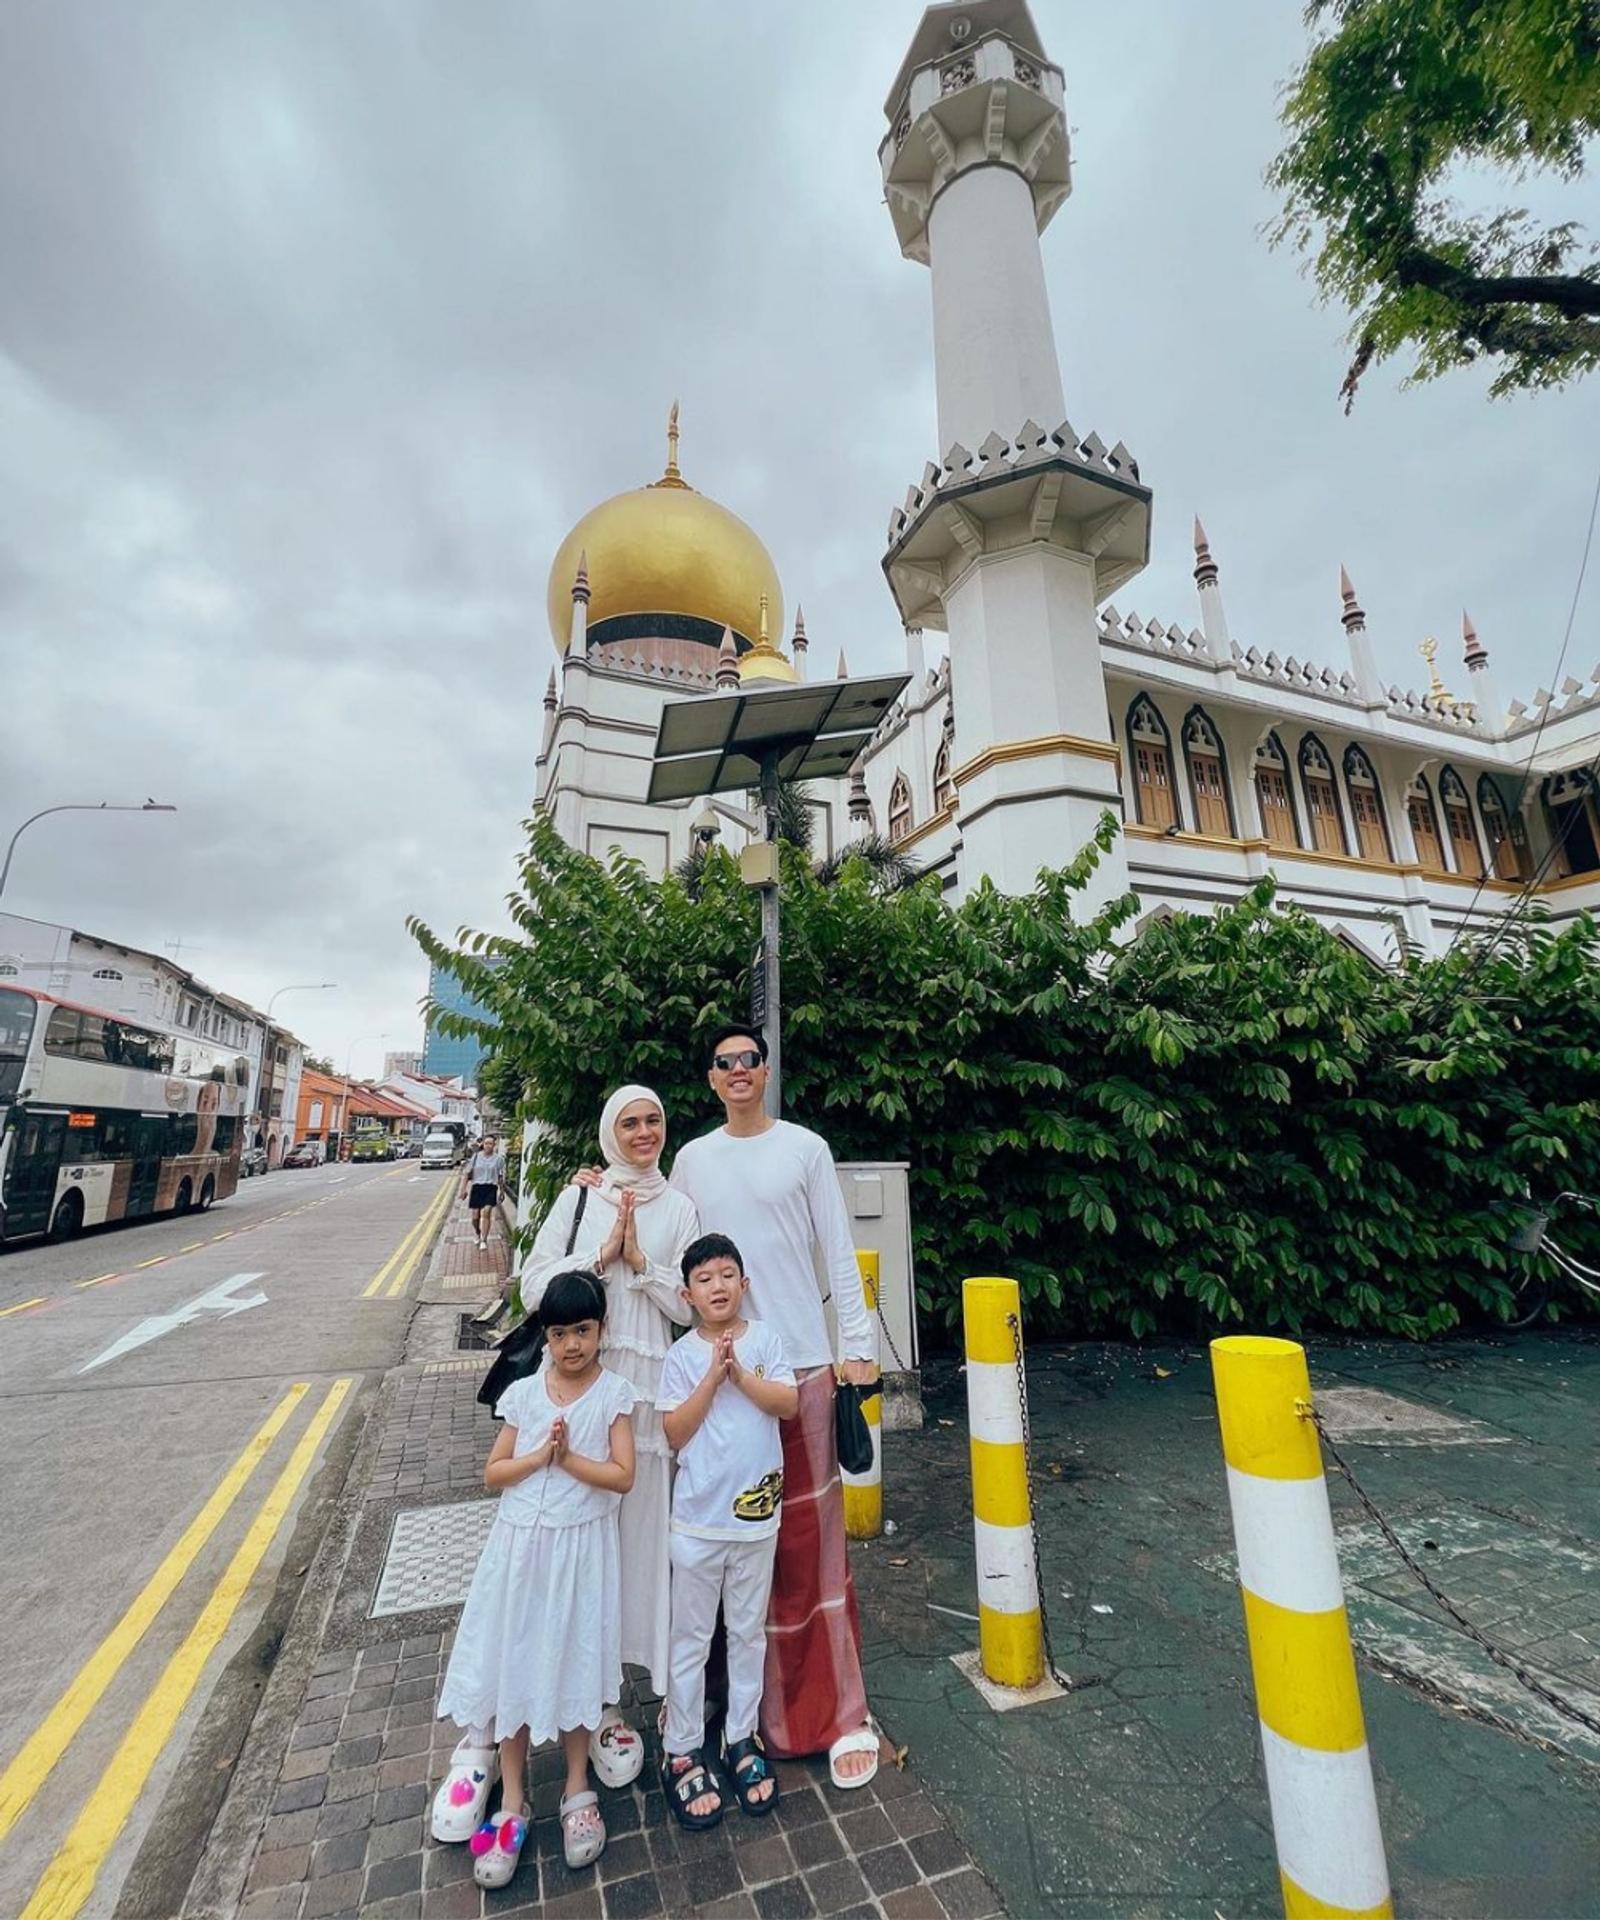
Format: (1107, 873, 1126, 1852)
(832, 1160, 921, 1429)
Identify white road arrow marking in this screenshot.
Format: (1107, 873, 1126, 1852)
(78, 1272, 269, 1375)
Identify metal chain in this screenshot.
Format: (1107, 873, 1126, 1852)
(874, 1290, 907, 1374)
(1311, 1407, 1600, 1740)
(1007, 1312, 1071, 1690)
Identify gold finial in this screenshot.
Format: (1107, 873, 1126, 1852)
(1419, 636, 1456, 709)
(759, 592, 769, 642)
(652, 399, 689, 490)
(739, 588, 797, 684)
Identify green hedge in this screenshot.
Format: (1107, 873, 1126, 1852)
(412, 812, 1600, 1340)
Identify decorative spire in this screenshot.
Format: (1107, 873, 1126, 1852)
(738, 591, 798, 684)
(716, 625, 740, 690)
(1339, 565, 1365, 633)
(572, 549, 590, 605)
(791, 605, 808, 653)
(1418, 636, 1457, 710)
(652, 399, 689, 490)
(1192, 516, 1218, 590)
(1462, 609, 1488, 670)
(544, 668, 558, 710)
(836, 649, 850, 680)
(848, 764, 872, 825)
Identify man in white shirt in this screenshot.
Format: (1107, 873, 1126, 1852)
(668, 1024, 883, 1790)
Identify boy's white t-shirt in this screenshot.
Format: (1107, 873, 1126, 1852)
(655, 1321, 796, 1542)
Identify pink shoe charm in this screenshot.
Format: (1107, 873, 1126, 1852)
(471, 1814, 528, 1889)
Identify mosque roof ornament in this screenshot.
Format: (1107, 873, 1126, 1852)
(716, 626, 741, 691)
(738, 592, 799, 685)
(1193, 516, 1218, 590)
(1339, 565, 1366, 633)
(1462, 610, 1489, 670)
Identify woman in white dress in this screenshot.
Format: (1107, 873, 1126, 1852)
(519, 1083, 698, 1783)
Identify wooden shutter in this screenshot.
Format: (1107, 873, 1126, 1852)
(1191, 753, 1230, 835)
(1408, 791, 1445, 869)
(1135, 742, 1178, 829)
(1349, 785, 1389, 863)
(1304, 776, 1345, 854)
(1256, 767, 1296, 848)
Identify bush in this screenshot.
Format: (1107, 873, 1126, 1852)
(411, 812, 1600, 1341)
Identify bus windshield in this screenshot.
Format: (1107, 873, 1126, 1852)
(0, 989, 37, 1103)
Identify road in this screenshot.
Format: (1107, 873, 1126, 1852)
(0, 1158, 453, 1920)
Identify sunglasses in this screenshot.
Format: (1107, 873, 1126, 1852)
(713, 1050, 764, 1072)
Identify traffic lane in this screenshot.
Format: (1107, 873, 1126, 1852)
(0, 1159, 399, 1301)
(0, 1169, 435, 1915)
(0, 1162, 424, 1377)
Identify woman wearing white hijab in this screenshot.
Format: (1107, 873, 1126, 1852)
(519, 1085, 698, 1784)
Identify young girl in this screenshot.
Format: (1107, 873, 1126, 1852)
(432, 1270, 635, 1885)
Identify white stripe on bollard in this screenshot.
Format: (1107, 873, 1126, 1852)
(1224, 1467, 1346, 1615)
(971, 1517, 1039, 1614)
(1260, 1726, 1391, 1913)
(964, 1359, 1026, 1445)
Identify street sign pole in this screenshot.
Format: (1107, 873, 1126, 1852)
(759, 745, 782, 1118)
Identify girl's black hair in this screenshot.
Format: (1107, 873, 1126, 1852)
(538, 1269, 608, 1331)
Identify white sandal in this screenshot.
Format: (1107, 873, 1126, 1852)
(430, 1738, 499, 1842)
(588, 1705, 644, 1788)
(560, 1788, 606, 1868)
(470, 1811, 528, 1889)
(827, 1719, 882, 1792)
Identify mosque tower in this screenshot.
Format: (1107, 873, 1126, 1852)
(879, 0, 1151, 906)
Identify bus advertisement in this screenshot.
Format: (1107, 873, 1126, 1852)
(0, 985, 246, 1247)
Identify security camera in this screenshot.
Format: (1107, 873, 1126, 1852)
(692, 806, 721, 845)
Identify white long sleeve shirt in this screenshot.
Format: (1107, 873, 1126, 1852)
(669, 1120, 876, 1371)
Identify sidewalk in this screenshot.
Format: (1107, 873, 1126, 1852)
(211, 1193, 999, 1920)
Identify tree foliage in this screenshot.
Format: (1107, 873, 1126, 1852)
(411, 811, 1600, 1341)
(1270, 0, 1600, 404)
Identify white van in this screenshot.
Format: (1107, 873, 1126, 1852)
(422, 1129, 462, 1169)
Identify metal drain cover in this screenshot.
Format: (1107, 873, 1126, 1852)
(1312, 1386, 1507, 1446)
(456, 1312, 499, 1351)
(371, 1500, 496, 1618)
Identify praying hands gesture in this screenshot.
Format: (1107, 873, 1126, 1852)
(594, 1188, 646, 1275)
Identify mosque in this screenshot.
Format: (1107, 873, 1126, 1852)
(535, 0, 1600, 960)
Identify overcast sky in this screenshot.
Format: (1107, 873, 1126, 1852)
(2, 0, 1594, 1065)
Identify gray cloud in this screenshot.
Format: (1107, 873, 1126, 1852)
(2, 1, 1593, 1060)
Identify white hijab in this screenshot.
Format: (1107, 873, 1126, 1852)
(598, 1084, 669, 1203)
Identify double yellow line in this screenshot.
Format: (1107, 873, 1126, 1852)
(360, 1177, 454, 1299)
(3, 1377, 353, 1920)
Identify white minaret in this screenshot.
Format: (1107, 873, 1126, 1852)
(879, 1, 1149, 907)
(1339, 565, 1383, 707)
(1462, 610, 1504, 733)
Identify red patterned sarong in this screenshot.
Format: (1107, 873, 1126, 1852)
(759, 1367, 868, 1758)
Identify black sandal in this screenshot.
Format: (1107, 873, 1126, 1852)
(660, 1750, 723, 1830)
(723, 1734, 778, 1817)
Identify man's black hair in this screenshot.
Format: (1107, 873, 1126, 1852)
(538, 1268, 608, 1330)
(681, 1232, 745, 1282)
(705, 1023, 769, 1070)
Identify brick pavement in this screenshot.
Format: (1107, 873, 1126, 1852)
(223, 1193, 1000, 1920)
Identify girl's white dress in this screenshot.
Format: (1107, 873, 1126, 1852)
(437, 1365, 636, 1745)
(520, 1182, 697, 1695)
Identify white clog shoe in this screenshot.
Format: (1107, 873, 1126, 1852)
(430, 1738, 499, 1843)
(588, 1705, 644, 1788)
(470, 1811, 528, 1889)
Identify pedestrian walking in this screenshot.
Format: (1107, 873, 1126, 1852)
(520, 1085, 698, 1783)
(462, 1134, 505, 1250)
(432, 1270, 636, 1884)
(656, 1232, 797, 1829)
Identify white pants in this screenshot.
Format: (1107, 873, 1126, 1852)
(664, 1530, 778, 1755)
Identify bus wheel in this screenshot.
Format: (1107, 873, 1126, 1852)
(50, 1191, 84, 1242)
(175, 1179, 193, 1216)
(197, 1177, 215, 1214)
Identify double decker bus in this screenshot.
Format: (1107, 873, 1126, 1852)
(0, 984, 247, 1247)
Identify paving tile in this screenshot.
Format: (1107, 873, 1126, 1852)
(366, 1851, 426, 1900)
(421, 1882, 483, 1919)
(309, 1831, 368, 1877)
(773, 1785, 829, 1831)
(364, 1895, 424, 1920)
(281, 1746, 335, 1784)
(261, 1809, 321, 1851)
(598, 1832, 651, 1882)
(785, 1821, 844, 1870)
(601, 1871, 664, 1918)
(539, 1878, 603, 1918)
(729, 1831, 794, 1885)
(909, 1827, 971, 1878)
(273, 1777, 328, 1815)
(879, 1892, 944, 1920)
(886, 1793, 943, 1841)
(302, 1869, 365, 1919)
(249, 1846, 311, 1890)
(752, 1877, 817, 1920)
(835, 1805, 893, 1855)
(858, 1843, 919, 1897)
(381, 1752, 433, 1789)
(334, 1733, 383, 1768)
(377, 1783, 432, 1822)
(927, 1868, 1002, 1919)
(324, 1764, 378, 1804)
(315, 1796, 373, 1840)
(426, 1843, 478, 1887)
(691, 1897, 757, 1920)
(801, 1858, 872, 1916)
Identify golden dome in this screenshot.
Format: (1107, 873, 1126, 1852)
(546, 409, 783, 656)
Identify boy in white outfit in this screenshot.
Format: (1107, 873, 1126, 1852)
(656, 1233, 798, 1829)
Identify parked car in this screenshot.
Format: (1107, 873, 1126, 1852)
(240, 1144, 269, 1178)
(283, 1140, 324, 1169)
(350, 1133, 394, 1163)
(421, 1129, 463, 1169)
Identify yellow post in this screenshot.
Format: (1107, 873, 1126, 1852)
(843, 1251, 884, 1539)
(1210, 1336, 1392, 1920)
(961, 1276, 1043, 1689)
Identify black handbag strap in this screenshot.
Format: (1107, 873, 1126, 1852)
(564, 1182, 589, 1257)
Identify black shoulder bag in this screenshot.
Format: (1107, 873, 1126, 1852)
(477, 1186, 588, 1412)
(834, 1376, 876, 1476)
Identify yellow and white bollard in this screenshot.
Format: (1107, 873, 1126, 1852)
(962, 1276, 1044, 1690)
(842, 1250, 884, 1540)
(1210, 1335, 1392, 1920)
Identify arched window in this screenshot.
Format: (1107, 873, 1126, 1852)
(1406, 774, 1446, 870)
(1253, 733, 1300, 849)
(887, 771, 913, 844)
(1182, 707, 1234, 836)
(1438, 767, 1481, 874)
(1542, 769, 1600, 877)
(932, 733, 954, 813)
(92, 967, 124, 982)
(1342, 745, 1392, 863)
(1477, 775, 1530, 880)
(1126, 695, 1179, 829)
(1298, 734, 1349, 855)
(0, 961, 17, 978)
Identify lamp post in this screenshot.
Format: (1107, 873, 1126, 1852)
(259, 983, 336, 1167)
(0, 801, 177, 900)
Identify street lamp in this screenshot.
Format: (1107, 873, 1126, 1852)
(0, 800, 177, 900)
(259, 983, 337, 1166)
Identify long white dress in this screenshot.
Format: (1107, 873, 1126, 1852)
(520, 1181, 697, 1696)
(437, 1366, 636, 1744)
